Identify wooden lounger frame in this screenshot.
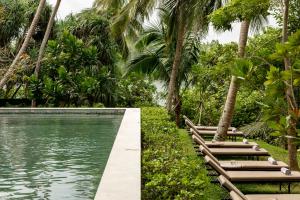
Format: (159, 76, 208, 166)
(218, 175, 300, 200)
(206, 155, 300, 193)
(200, 145, 288, 171)
(183, 116, 246, 141)
(193, 134, 269, 158)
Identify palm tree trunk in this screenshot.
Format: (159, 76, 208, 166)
(174, 91, 182, 127)
(166, 16, 186, 113)
(0, 0, 46, 89)
(214, 20, 250, 141)
(32, 0, 61, 107)
(282, 0, 299, 170)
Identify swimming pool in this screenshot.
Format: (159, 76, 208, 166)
(0, 112, 123, 199)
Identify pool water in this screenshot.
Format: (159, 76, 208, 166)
(0, 114, 123, 200)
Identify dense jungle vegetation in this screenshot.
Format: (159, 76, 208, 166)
(0, 0, 300, 192)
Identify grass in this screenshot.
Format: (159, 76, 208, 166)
(238, 140, 300, 194)
(256, 140, 300, 164)
(178, 129, 227, 199)
(182, 129, 300, 195)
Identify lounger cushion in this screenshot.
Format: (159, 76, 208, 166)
(227, 170, 300, 182)
(196, 130, 244, 136)
(207, 157, 300, 182)
(205, 141, 257, 148)
(230, 191, 300, 200)
(208, 148, 269, 156)
(195, 125, 235, 130)
(219, 161, 288, 170)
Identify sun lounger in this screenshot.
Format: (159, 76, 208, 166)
(193, 135, 269, 157)
(183, 115, 244, 138)
(206, 156, 300, 193)
(218, 175, 300, 200)
(195, 129, 244, 137)
(200, 145, 288, 171)
(185, 117, 248, 144)
(194, 125, 235, 131)
(193, 131, 257, 148)
(205, 147, 269, 156)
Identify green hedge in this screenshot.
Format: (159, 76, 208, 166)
(141, 107, 223, 199)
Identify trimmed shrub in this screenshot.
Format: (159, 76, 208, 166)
(141, 107, 218, 199)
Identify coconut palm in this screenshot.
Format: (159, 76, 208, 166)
(126, 8, 201, 125)
(209, 0, 271, 141)
(163, 0, 223, 113)
(34, 0, 61, 80)
(93, 0, 152, 59)
(32, 0, 61, 107)
(95, 0, 223, 114)
(94, 0, 155, 36)
(0, 0, 46, 89)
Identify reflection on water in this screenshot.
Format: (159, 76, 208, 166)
(0, 114, 123, 200)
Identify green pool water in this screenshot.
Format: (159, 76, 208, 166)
(0, 114, 123, 200)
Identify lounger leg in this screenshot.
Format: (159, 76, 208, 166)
(288, 183, 291, 193)
(279, 183, 282, 191)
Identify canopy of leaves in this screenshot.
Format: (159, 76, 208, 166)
(263, 30, 300, 140)
(0, 0, 53, 47)
(0, 0, 26, 47)
(210, 0, 270, 30)
(127, 8, 201, 92)
(272, 0, 300, 34)
(29, 31, 117, 107)
(59, 9, 119, 67)
(117, 73, 157, 107)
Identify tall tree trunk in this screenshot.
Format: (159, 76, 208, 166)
(214, 20, 250, 141)
(166, 13, 186, 113)
(0, 0, 46, 89)
(282, 0, 299, 170)
(174, 91, 182, 127)
(32, 0, 61, 107)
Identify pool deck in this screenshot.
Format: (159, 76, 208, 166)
(0, 108, 141, 200)
(94, 108, 141, 200)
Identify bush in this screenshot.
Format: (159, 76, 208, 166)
(116, 73, 157, 107)
(181, 88, 263, 128)
(142, 107, 215, 199)
(28, 31, 117, 107)
(232, 90, 263, 127)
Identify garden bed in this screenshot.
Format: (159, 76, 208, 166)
(141, 107, 225, 199)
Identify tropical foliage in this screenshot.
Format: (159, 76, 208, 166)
(0, 0, 299, 180)
(142, 107, 224, 199)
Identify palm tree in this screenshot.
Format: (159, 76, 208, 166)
(96, 0, 223, 115)
(214, 20, 250, 141)
(32, 0, 61, 107)
(0, 0, 46, 89)
(210, 0, 270, 141)
(94, 0, 155, 36)
(93, 0, 153, 58)
(127, 9, 200, 125)
(164, 0, 223, 113)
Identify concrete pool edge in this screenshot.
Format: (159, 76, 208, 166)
(0, 108, 125, 114)
(94, 108, 141, 200)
